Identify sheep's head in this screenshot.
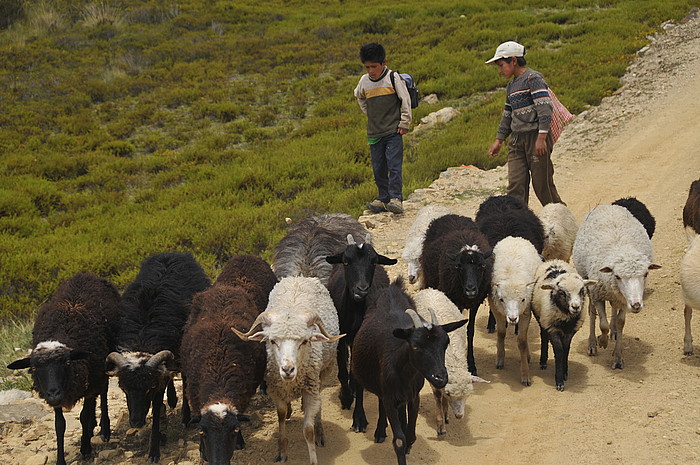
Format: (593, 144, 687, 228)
(233, 311, 343, 382)
(444, 378, 473, 419)
(492, 281, 535, 324)
(445, 244, 492, 299)
(106, 350, 175, 428)
(325, 234, 397, 301)
(197, 402, 241, 465)
(7, 341, 91, 407)
(541, 273, 596, 315)
(599, 252, 661, 313)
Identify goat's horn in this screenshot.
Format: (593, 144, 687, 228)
(146, 350, 174, 369)
(428, 307, 440, 326)
(364, 233, 371, 244)
(405, 309, 429, 329)
(346, 234, 356, 245)
(232, 312, 270, 340)
(106, 352, 127, 369)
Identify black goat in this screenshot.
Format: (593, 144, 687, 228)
(683, 179, 700, 239)
(612, 196, 656, 239)
(352, 278, 467, 465)
(420, 214, 492, 375)
(106, 251, 210, 463)
(325, 233, 395, 433)
(8, 272, 121, 465)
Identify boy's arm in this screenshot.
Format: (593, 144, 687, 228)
(394, 73, 412, 131)
(354, 81, 368, 115)
(528, 73, 553, 155)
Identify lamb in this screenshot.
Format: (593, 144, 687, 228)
(180, 255, 275, 465)
(573, 204, 661, 369)
(325, 234, 395, 433)
(420, 214, 493, 375)
(7, 272, 121, 465)
(488, 236, 543, 386)
(106, 251, 211, 463)
(682, 235, 700, 355)
(612, 196, 656, 239)
(401, 204, 451, 286)
(413, 288, 473, 436)
(538, 202, 578, 262)
(232, 276, 343, 465)
(351, 278, 467, 464)
(531, 260, 595, 391)
(683, 179, 700, 241)
(273, 213, 370, 285)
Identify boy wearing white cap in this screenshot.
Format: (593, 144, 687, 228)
(486, 41, 564, 206)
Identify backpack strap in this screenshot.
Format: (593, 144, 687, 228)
(389, 71, 396, 90)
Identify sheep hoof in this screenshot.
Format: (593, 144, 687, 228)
(437, 429, 447, 436)
(274, 453, 288, 462)
(684, 349, 694, 356)
(597, 334, 608, 349)
(612, 358, 624, 370)
(587, 344, 598, 356)
(556, 384, 565, 391)
(540, 363, 547, 370)
(521, 378, 532, 387)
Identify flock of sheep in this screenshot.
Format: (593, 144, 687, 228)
(7, 179, 700, 465)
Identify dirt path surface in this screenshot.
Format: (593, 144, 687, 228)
(2, 11, 700, 465)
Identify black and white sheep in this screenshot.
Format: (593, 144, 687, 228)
(420, 214, 493, 375)
(401, 205, 451, 286)
(325, 234, 395, 433)
(273, 213, 370, 285)
(682, 235, 700, 355)
(106, 251, 211, 463)
(488, 236, 543, 386)
(612, 196, 656, 239)
(538, 202, 578, 262)
(351, 278, 467, 464)
(7, 272, 121, 465)
(531, 260, 595, 391)
(683, 179, 700, 241)
(573, 204, 661, 369)
(180, 255, 275, 465)
(232, 276, 343, 465)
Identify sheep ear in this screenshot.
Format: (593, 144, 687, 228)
(392, 328, 413, 340)
(377, 254, 398, 266)
(441, 318, 468, 333)
(325, 253, 343, 264)
(599, 267, 613, 273)
(583, 279, 597, 287)
(7, 358, 31, 370)
(483, 250, 493, 259)
(541, 283, 555, 291)
(70, 349, 92, 361)
(648, 264, 661, 270)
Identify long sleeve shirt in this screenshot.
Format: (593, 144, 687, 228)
(354, 67, 412, 139)
(496, 68, 553, 140)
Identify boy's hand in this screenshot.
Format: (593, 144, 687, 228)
(488, 139, 504, 157)
(535, 133, 548, 156)
(397, 128, 408, 135)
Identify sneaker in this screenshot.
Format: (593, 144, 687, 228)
(385, 198, 404, 214)
(365, 199, 387, 213)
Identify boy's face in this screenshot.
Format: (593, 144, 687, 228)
(363, 61, 386, 80)
(496, 57, 517, 79)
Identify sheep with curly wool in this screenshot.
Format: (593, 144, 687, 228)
(402, 205, 451, 286)
(232, 277, 342, 465)
(413, 288, 473, 436)
(538, 203, 578, 262)
(682, 235, 700, 355)
(488, 236, 543, 386)
(573, 204, 661, 370)
(531, 260, 595, 391)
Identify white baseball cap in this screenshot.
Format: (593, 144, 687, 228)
(485, 41, 526, 64)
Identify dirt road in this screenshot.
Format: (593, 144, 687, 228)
(2, 12, 700, 465)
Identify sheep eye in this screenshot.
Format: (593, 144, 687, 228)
(301, 340, 309, 345)
(499, 298, 504, 302)
(65, 361, 71, 366)
(270, 340, 277, 346)
(614, 275, 621, 280)
(343, 262, 349, 267)
(234, 427, 240, 433)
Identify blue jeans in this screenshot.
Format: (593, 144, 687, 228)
(370, 132, 403, 202)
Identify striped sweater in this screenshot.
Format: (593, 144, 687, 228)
(496, 68, 553, 140)
(354, 67, 412, 139)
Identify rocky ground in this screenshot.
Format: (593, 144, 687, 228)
(1, 9, 699, 465)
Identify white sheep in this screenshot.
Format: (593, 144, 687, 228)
(531, 260, 595, 391)
(538, 202, 578, 262)
(682, 234, 700, 355)
(402, 204, 451, 286)
(572, 204, 661, 369)
(413, 288, 473, 435)
(487, 236, 543, 386)
(232, 277, 343, 465)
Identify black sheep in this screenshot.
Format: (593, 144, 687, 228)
(106, 251, 210, 463)
(7, 272, 121, 465)
(352, 278, 467, 465)
(420, 214, 492, 375)
(682, 179, 700, 238)
(612, 196, 656, 239)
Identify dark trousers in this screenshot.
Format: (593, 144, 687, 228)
(370, 132, 403, 202)
(506, 131, 564, 207)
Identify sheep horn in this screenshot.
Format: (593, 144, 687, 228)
(428, 307, 440, 326)
(232, 312, 270, 340)
(346, 234, 356, 245)
(146, 350, 174, 369)
(405, 309, 430, 329)
(307, 313, 334, 339)
(106, 352, 127, 369)
(364, 233, 371, 244)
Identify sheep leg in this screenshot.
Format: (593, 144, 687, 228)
(386, 402, 408, 465)
(611, 306, 626, 369)
(433, 388, 446, 436)
(148, 388, 166, 463)
(466, 305, 479, 375)
(98, 380, 111, 441)
(596, 301, 610, 349)
(406, 393, 420, 453)
(337, 342, 353, 409)
(563, 333, 574, 381)
(55, 407, 67, 465)
(549, 332, 566, 391)
(684, 304, 694, 355)
(167, 377, 177, 409)
(350, 373, 368, 433)
(374, 398, 388, 444)
(274, 399, 289, 462)
(79, 395, 97, 459)
(587, 298, 598, 355)
(517, 310, 532, 386)
(486, 310, 496, 333)
(301, 391, 321, 465)
(493, 303, 507, 369)
(181, 375, 191, 427)
(539, 326, 550, 369)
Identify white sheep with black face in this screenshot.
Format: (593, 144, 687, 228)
(233, 277, 342, 465)
(402, 204, 451, 286)
(573, 204, 661, 370)
(682, 234, 700, 355)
